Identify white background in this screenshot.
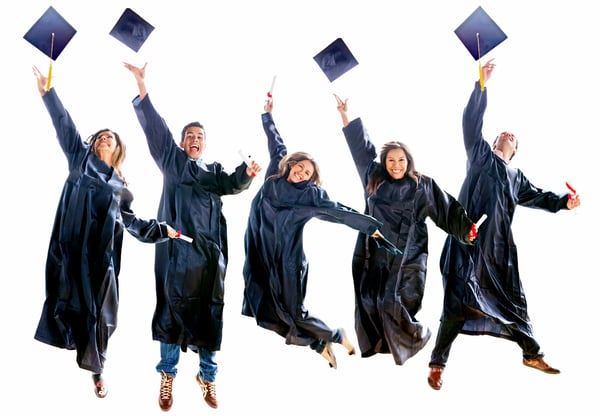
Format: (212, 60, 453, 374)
(2, 1, 597, 414)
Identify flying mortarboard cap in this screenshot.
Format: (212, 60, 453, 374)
(313, 38, 359, 82)
(454, 6, 507, 60)
(23, 6, 77, 60)
(109, 8, 154, 52)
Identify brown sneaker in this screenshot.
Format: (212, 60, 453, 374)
(523, 357, 560, 374)
(158, 371, 174, 411)
(196, 375, 218, 409)
(92, 373, 108, 399)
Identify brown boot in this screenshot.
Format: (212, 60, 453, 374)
(196, 375, 218, 409)
(158, 371, 174, 411)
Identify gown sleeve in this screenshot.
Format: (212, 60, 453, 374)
(261, 112, 288, 178)
(417, 177, 474, 244)
(132, 94, 179, 172)
(42, 88, 87, 169)
(342, 117, 378, 188)
(119, 188, 170, 243)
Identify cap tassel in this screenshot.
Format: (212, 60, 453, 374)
(46, 32, 55, 91)
(477, 32, 484, 91)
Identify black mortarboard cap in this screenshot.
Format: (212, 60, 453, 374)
(109, 8, 154, 52)
(454, 6, 507, 60)
(23, 6, 77, 60)
(313, 38, 359, 82)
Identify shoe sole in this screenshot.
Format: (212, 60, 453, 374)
(523, 360, 560, 374)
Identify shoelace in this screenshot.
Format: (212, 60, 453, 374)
(204, 382, 216, 399)
(160, 373, 173, 399)
(198, 378, 216, 399)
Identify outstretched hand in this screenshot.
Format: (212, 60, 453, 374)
(32, 65, 47, 95)
(123, 62, 148, 99)
(334, 94, 347, 113)
(334, 94, 349, 127)
(123, 62, 147, 83)
(481, 58, 495, 83)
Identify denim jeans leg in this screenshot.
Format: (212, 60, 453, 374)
(156, 342, 180, 377)
(198, 348, 218, 382)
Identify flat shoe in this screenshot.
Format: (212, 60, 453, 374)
(92, 374, 108, 399)
(320, 342, 337, 369)
(340, 328, 356, 355)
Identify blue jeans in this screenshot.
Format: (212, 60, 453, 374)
(155, 342, 218, 382)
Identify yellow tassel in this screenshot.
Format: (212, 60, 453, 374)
(479, 61, 484, 91)
(46, 61, 53, 91)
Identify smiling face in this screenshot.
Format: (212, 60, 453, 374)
(385, 147, 408, 180)
(94, 131, 118, 158)
(180, 126, 206, 160)
(286, 159, 315, 184)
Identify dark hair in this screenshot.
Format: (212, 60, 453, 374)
(272, 151, 322, 186)
(181, 121, 205, 142)
(87, 129, 127, 184)
(367, 141, 419, 194)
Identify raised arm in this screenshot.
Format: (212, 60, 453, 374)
(337, 95, 377, 187)
(123, 62, 148, 101)
(261, 97, 288, 178)
(334, 94, 350, 128)
(462, 59, 496, 162)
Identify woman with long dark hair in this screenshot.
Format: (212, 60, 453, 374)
(335, 94, 476, 367)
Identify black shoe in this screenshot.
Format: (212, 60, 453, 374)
(92, 373, 108, 399)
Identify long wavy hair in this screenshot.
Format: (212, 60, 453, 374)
(87, 128, 127, 185)
(366, 141, 419, 195)
(270, 151, 322, 186)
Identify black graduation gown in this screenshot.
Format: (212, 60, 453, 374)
(439, 82, 569, 340)
(241, 113, 383, 347)
(132, 94, 253, 351)
(35, 89, 170, 374)
(342, 117, 474, 365)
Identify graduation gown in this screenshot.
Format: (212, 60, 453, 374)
(242, 113, 383, 347)
(439, 82, 569, 340)
(35, 89, 170, 374)
(342, 117, 474, 365)
(132, 94, 253, 351)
